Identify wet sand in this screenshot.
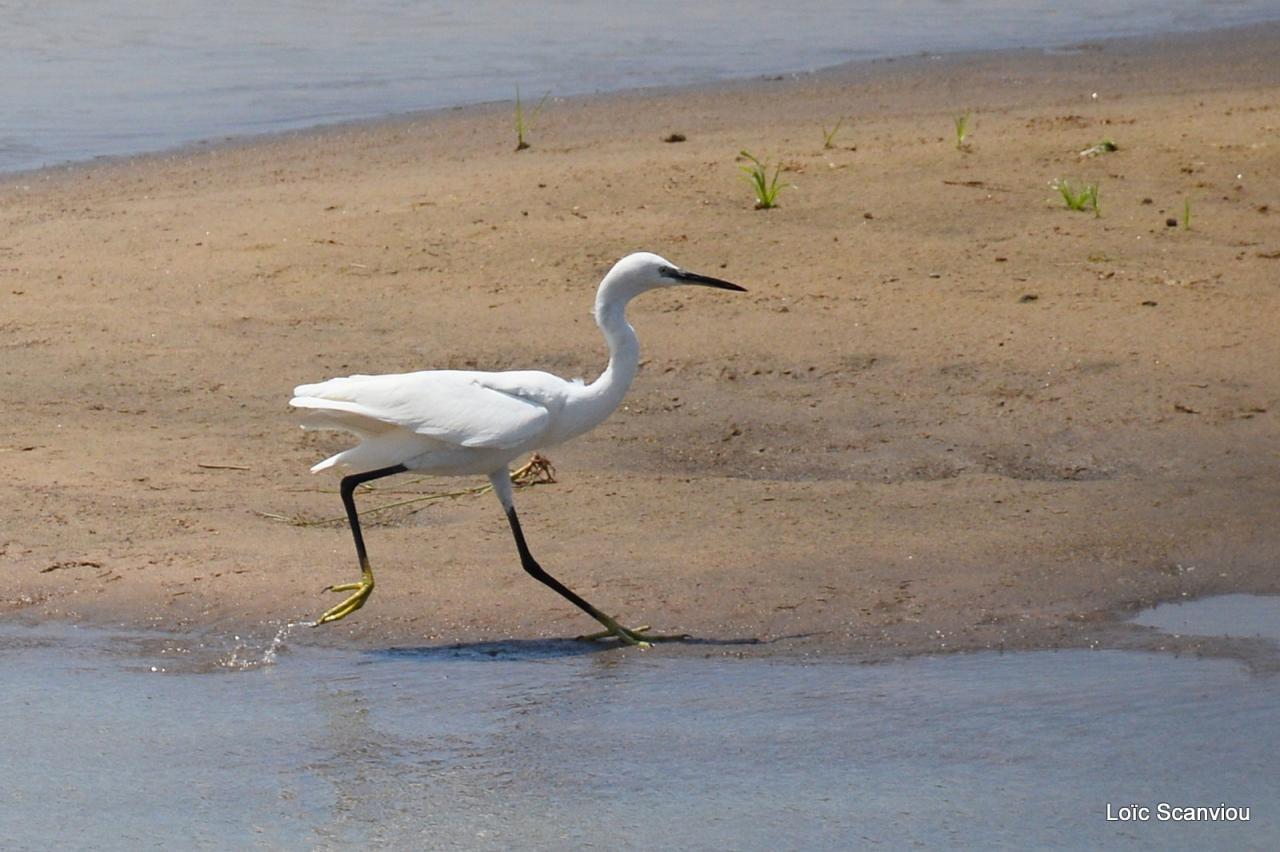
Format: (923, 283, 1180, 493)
(2, 24, 1278, 658)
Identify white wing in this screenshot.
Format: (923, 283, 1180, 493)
(291, 370, 555, 449)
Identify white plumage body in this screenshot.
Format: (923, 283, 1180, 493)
(292, 368, 611, 476)
(289, 252, 724, 481)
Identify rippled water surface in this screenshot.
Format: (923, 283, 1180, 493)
(2, 598, 1278, 849)
(4, 1, 1280, 172)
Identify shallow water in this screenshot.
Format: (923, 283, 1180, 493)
(4, 1, 1280, 173)
(2, 597, 1278, 849)
(1134, 593, 1280, 643)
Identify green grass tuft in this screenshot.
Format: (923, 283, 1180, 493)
(954, 111, 972, 150)
(1054, 179, 1100, 216)
(1182, 198, 1192, 230)
(514, 85, 550, 151)
(739, 150, 787, 209)
(822, 117, 846, 149)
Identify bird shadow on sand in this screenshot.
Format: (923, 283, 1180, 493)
(366, 633, 766, 663)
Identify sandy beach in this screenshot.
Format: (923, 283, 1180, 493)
(2, 24, 1278, 660)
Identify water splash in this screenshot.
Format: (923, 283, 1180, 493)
(218, 621, 302, 671)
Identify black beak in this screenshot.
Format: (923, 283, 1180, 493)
(670, 268, 747, 292)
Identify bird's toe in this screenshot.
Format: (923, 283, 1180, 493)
(315, 575, 375, 625)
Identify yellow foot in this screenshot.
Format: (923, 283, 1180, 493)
(577, 615, 688, 648)
(314, 572, 374, 626)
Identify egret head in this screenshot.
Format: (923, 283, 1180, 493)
(598, 252, 746, 310)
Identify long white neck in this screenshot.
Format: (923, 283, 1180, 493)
(583, 287, 640, 413)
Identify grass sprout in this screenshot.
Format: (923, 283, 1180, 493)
(1054, 179, 1100, 216)
(740, 150, 787, 209)
(1183, 198, 1192, 230)
(514, 85, 550, 151)
(954, 111, 972, 150)
(822, 116, 846, 149)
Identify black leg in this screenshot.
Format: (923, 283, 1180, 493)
(502, 505, 672, 646)
(340, 463, 408, 570)
(504, 505, 609, 622)
(314, 463, 407, 626)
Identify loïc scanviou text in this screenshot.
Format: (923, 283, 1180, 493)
(1107, 803, 1250, 822)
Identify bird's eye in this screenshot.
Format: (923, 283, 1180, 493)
(658, 265, 679, 278)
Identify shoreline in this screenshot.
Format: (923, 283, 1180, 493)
(6, 19, 1279, 184)
(2, 23, 1278, 662)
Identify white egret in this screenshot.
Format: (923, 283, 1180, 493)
(290, 252, 745, 646)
